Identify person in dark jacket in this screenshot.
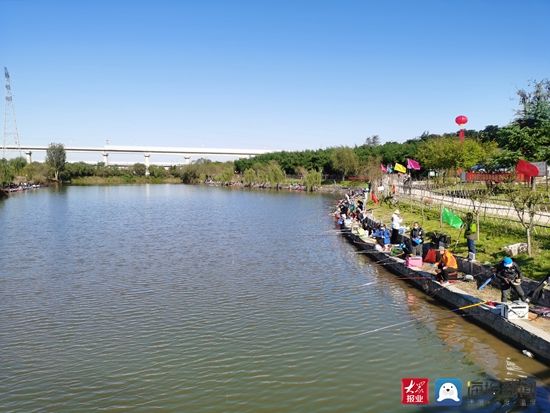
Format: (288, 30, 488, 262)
(494, 257, 528, 302)
(410, 222, 424, 257)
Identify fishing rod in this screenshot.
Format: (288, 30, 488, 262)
(528, 274, 550, 302)
(347, 240, 488, 302)
(349, 248, 463, 295)
(354, 276, 436, 287)
(352, 300, 492, 337)
(336, 223, 508, 304)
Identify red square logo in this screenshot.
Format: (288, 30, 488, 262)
(401, 378, 429, 405)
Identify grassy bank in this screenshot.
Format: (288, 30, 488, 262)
(70, 176, 181, 185)
(365, 199, 550, 280)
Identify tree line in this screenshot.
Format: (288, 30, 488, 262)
(2, 79, 549, 189)
(236, 79, 550, 178)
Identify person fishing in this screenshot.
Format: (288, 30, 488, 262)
(436, 247, 458, 284)
(463, 212, 477, 261)
(494, 257, 528, 303)
(410, 222, 424, 257)
(373, 224, 391, 251)
(390, 209, 403, 244)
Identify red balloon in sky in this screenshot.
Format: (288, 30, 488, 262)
(455, 115, 468, 126)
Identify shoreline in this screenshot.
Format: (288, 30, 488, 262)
(335, 194, 550, 364)
(66, 177, 352, 193)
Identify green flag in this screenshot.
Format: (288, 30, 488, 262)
(442, 207, 463, 229)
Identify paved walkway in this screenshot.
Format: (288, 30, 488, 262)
(400, 186, 550, 228)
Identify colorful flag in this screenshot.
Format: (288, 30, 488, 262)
(407, 158, 421, 170)
(371, 192, 379, 204)
(380, 164, 387, 173)
(387, 164, 393, 173)
(394, 163, 407, 174)
(516, 159, 539, 177)
(442, 207, 463, 229)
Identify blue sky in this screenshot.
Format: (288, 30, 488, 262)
(2, 0, 550, 155)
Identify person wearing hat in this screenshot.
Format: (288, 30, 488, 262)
(390, 209, 403, 244)
(494, 257, 528, 302)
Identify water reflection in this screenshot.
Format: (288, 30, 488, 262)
(0, 185, 548, 413)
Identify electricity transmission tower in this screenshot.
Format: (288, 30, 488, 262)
(3, 67, 22, 157)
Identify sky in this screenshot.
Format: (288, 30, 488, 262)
(1, 0, 550, 162)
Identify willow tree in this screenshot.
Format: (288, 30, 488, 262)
(266, 160, 285, 190)
(304, 169, 322, 192)
(330, 146, 359, 181)
(243, 168, 256, 187)
(0, 158, 14, 187)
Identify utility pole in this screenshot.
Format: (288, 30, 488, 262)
(3, 67, 22, 157)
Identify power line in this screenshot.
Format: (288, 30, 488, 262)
(3, 67, 22, 157)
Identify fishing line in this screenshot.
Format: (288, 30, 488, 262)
(351, 300, 491, 337)
(352, 319, 418, 336)
(336, 219, 505, 325)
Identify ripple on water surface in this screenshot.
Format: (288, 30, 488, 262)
(1, 186, 549, 412)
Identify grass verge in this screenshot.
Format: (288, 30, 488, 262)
(366, 199, 550, 280)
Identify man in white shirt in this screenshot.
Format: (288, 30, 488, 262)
(391, 209, 403, 244)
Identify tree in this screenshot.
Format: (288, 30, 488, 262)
(215, 165, 235, 185)
(416, 137, 489, 173)
(266, 160, 285, 190)
(243, 168, 256, 187)
(416, 137, 458, 172)
(497, 122, 550, 161)
(253, 163, 269, 186)
(64, 162, 95, 178)
(45, 143, 66, 181)
(296, 166, 307, 180)
(148, 165, 168, 178)
(0, 158, 14, 186)
(304, 169, 322, 192)
(504, 183, 545, 256)
(485, 149, 520, 172)
(131, 163, 146, 176)
(364, 135, 380, 147)
(468, 188, 493, 241)
(515, 79, 550, 128)
(330, 146, 359, 181)
(8, 156, 27, 174)
(359, 155, 383, 183)
(177, 164, 201, 184)
(21, 161, 49, 184)
(456, 139, 494, 170)
(478, 125, 501, 143)
(496, 80, 550, 161)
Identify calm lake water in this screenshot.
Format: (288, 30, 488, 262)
(1, 185, 549, 412)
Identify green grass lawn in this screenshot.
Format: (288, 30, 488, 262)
(366, 199, 550, 280)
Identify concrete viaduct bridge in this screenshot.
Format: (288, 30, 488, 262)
(2, 145, 275, 175)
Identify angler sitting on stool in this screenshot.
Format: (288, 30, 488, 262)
(494, 256, 528, 303)
(436, 247, 458, 284)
